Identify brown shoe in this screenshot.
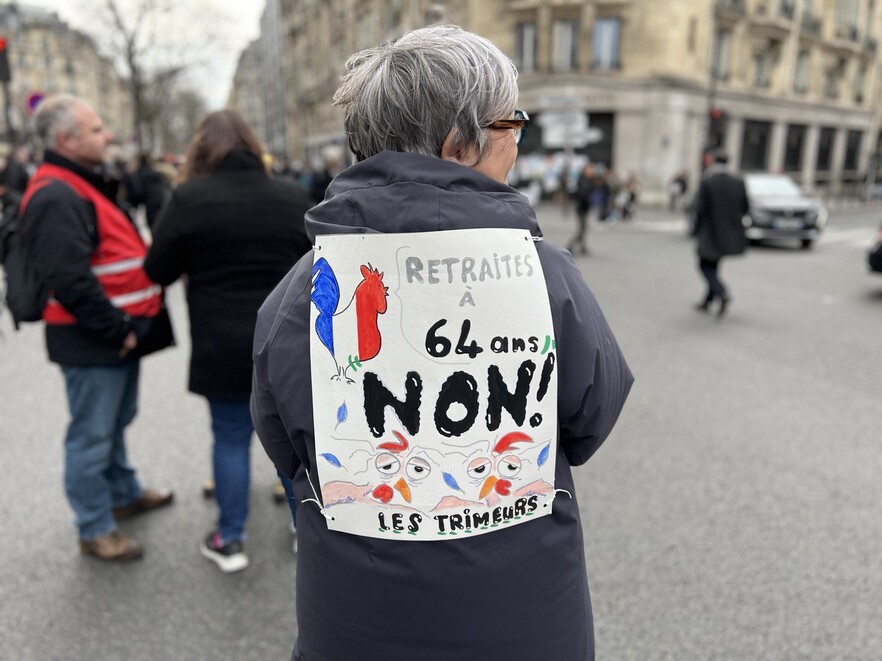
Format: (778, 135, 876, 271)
(112, 488, 174, 519)
(80, 530, 144, 561)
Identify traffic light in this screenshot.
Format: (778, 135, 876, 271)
(0, 36, 10, 83)
(708, 107, 727, 150)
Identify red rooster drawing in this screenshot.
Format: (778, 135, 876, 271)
(311, 258, 389, 382)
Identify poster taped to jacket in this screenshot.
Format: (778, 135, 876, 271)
(309, 228, 558, 541)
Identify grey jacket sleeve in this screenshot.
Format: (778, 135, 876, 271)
(251, 257, 313, 479)
(541, 245, 634, 466)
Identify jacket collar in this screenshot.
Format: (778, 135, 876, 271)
(43, 150, 119, 202)
(306, 151, 541, 241)
(216, 150, 265, 173)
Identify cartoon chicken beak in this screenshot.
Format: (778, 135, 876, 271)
(393, 477, 412, 503)
(479, 475, 498, 500)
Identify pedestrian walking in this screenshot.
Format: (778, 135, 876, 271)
(668, 170, 689, 211)
(568, 162, 596, 254)
(251, 25, 633, 660)
(144, 109, 312, 573)
(22, 95, 175, 561)
(692, 152, 749, 317)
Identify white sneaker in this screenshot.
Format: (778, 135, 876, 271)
(200, 531, 249, 573)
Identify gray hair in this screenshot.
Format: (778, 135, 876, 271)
(333, 25, 519, 163)
(34, 94, 82, 149)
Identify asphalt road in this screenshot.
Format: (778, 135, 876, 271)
(1, 202, 880, 660)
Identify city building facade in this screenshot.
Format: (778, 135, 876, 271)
(0, 3, 132, 151)
(243, 0, 882, 201)
(227, 39, 268, 147)
(260, 0, 289, 158)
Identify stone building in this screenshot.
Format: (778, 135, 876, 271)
(260, 0, 289, 158)
(227, 39, 268, 147)
(250, 0, 882, 200)
(0, 3, 132, 150)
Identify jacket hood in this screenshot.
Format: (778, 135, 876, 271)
(305, 151, 541, 241)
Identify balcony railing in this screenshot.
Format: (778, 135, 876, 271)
(834, 23, 860, 42)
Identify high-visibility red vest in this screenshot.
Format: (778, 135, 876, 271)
(21, 162, 162, 325)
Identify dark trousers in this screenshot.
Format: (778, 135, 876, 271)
(699, 257, 727, 302)
(568, 209, 589, 254)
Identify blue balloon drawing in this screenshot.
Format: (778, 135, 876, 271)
(335, 401, 348, 429)
(537, 443, 550, 467)
(320, 453, 343, 468)
(442, 472, 463, 492)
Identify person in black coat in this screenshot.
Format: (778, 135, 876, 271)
(144, 109, 312, 572)
(692, 152, 749, 317)
(567, 162, 596, 255)
(136, 154, 172, 232)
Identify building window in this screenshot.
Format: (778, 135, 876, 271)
(854, 63, 867, 103)
(844, 129, 862, 170)
(552, 19, 579, 72)
(740, 120, 772, 172)
(754, 50, 773, 88)
(688, 18, 697, 53)
(784, 124, 807, 171)
(712, 29, 731, 80)
(593, 18, 621, 70)
(825, 59, 845, 99)
(835, 0, 859, 28)
(780, 0, 796, 19)
(816, 127, 836, 172)
(515, 22, 537, 73)
(794, 50, 810, 93)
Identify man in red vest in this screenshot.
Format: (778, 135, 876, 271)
(22, 95, 175, 561)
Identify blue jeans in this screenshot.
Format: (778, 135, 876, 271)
(209, 399, 253, 543)
(62, 363, 143, 540)
(209, 400, 298, 542)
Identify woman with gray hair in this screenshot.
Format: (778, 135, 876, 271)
(252, 25, 632, 660)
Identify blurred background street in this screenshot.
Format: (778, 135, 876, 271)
(2, 202, 880, 659)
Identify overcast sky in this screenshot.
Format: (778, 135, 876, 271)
(8, 0, 264, 108)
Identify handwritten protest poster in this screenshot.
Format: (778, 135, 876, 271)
(309, 228, 558, 541)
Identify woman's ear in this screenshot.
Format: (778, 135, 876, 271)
(440, 131, 479, 166)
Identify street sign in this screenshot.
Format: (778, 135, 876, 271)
(538, 111, 598, 149)
(25, 91, 45, 115)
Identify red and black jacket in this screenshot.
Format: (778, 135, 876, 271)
(22, 151, 165, 366)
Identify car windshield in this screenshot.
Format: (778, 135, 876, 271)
(746, 175, 803, 197)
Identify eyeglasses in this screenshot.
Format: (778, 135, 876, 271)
(485, 109, 530, 145)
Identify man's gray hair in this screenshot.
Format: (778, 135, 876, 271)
(333, 25, 519, 163)
(34, 94, 82, 149)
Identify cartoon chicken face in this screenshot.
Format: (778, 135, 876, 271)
(368, 431, 441, 509)
(455, 431, 553, 506)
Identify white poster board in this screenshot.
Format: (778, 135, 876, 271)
(309, 229, 558, 541)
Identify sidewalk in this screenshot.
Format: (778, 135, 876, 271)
(533, 197, 882, 226)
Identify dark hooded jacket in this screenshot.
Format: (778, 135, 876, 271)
(251, 151, 633, 661)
